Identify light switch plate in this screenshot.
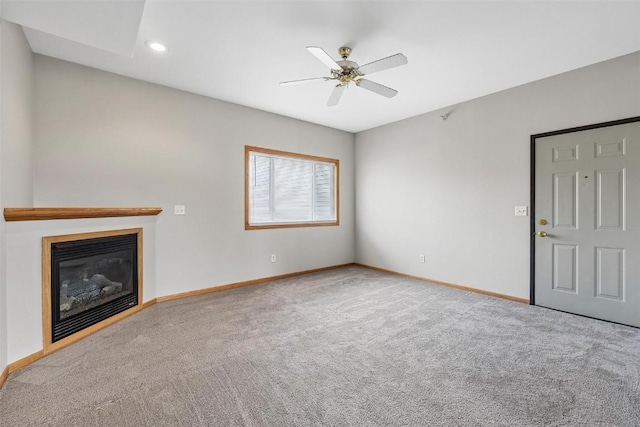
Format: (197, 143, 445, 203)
(514, 206, 528, 216)
(174, 205, 186, 215)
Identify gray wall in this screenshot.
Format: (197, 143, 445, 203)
(0, 20, 34, 373)
(355, 51, 640, 299)
(33, 56, 356, 298)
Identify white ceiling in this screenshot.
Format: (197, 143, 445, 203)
(3, 0, 640, 133)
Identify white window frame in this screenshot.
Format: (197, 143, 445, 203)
(245, 146, 339, 230)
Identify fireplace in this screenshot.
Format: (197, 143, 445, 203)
(43, 228, 143, 350)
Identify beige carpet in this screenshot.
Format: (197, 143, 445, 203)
(1, 265, 639, 426)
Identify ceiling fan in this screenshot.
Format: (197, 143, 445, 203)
(280, 46, 408, 106)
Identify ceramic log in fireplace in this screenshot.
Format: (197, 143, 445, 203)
(42, 228, 143, 352)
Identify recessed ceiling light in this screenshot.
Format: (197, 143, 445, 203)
(145, 40, 167, 52)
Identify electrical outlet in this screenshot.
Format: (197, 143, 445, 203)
(174, 205, 186, 215)
(419, 254, 425, 263)
(271, 254, 276, 263)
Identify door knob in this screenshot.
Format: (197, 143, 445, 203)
(537, 231, 548, 237)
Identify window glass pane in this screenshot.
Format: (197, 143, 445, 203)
(249, 154, 271, 223)
(314, 163, 334, 221)
(273, 157, 313, 222)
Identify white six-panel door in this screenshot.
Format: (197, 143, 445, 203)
(534, 120, 640, 327)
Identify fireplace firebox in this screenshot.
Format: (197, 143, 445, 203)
(43, 229, 143, 349)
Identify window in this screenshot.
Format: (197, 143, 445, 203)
(245, 146, 339, 229)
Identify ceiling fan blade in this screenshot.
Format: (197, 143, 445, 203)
(358, 53, 408, 75)
(356, 79, 398, 98)
(306, 46, 341, 70)
(279, 77, 329, 86)
(327, 84, 346, 106)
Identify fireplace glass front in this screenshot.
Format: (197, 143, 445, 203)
(50, 233, 138, 342)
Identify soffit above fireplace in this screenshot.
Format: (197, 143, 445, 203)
(4, 207, 162, 222)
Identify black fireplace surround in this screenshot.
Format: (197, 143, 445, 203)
(50, 233, 138, 342)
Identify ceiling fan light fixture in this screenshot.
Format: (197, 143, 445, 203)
(145, 40, 167, 52)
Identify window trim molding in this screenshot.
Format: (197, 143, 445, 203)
(244, 145, 340, 230)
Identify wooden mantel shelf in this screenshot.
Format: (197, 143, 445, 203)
(3, 207, 163, 222)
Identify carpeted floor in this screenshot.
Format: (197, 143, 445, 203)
(1, 265, 639, 426)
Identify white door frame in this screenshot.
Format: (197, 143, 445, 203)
(529, 116, 640, 317)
